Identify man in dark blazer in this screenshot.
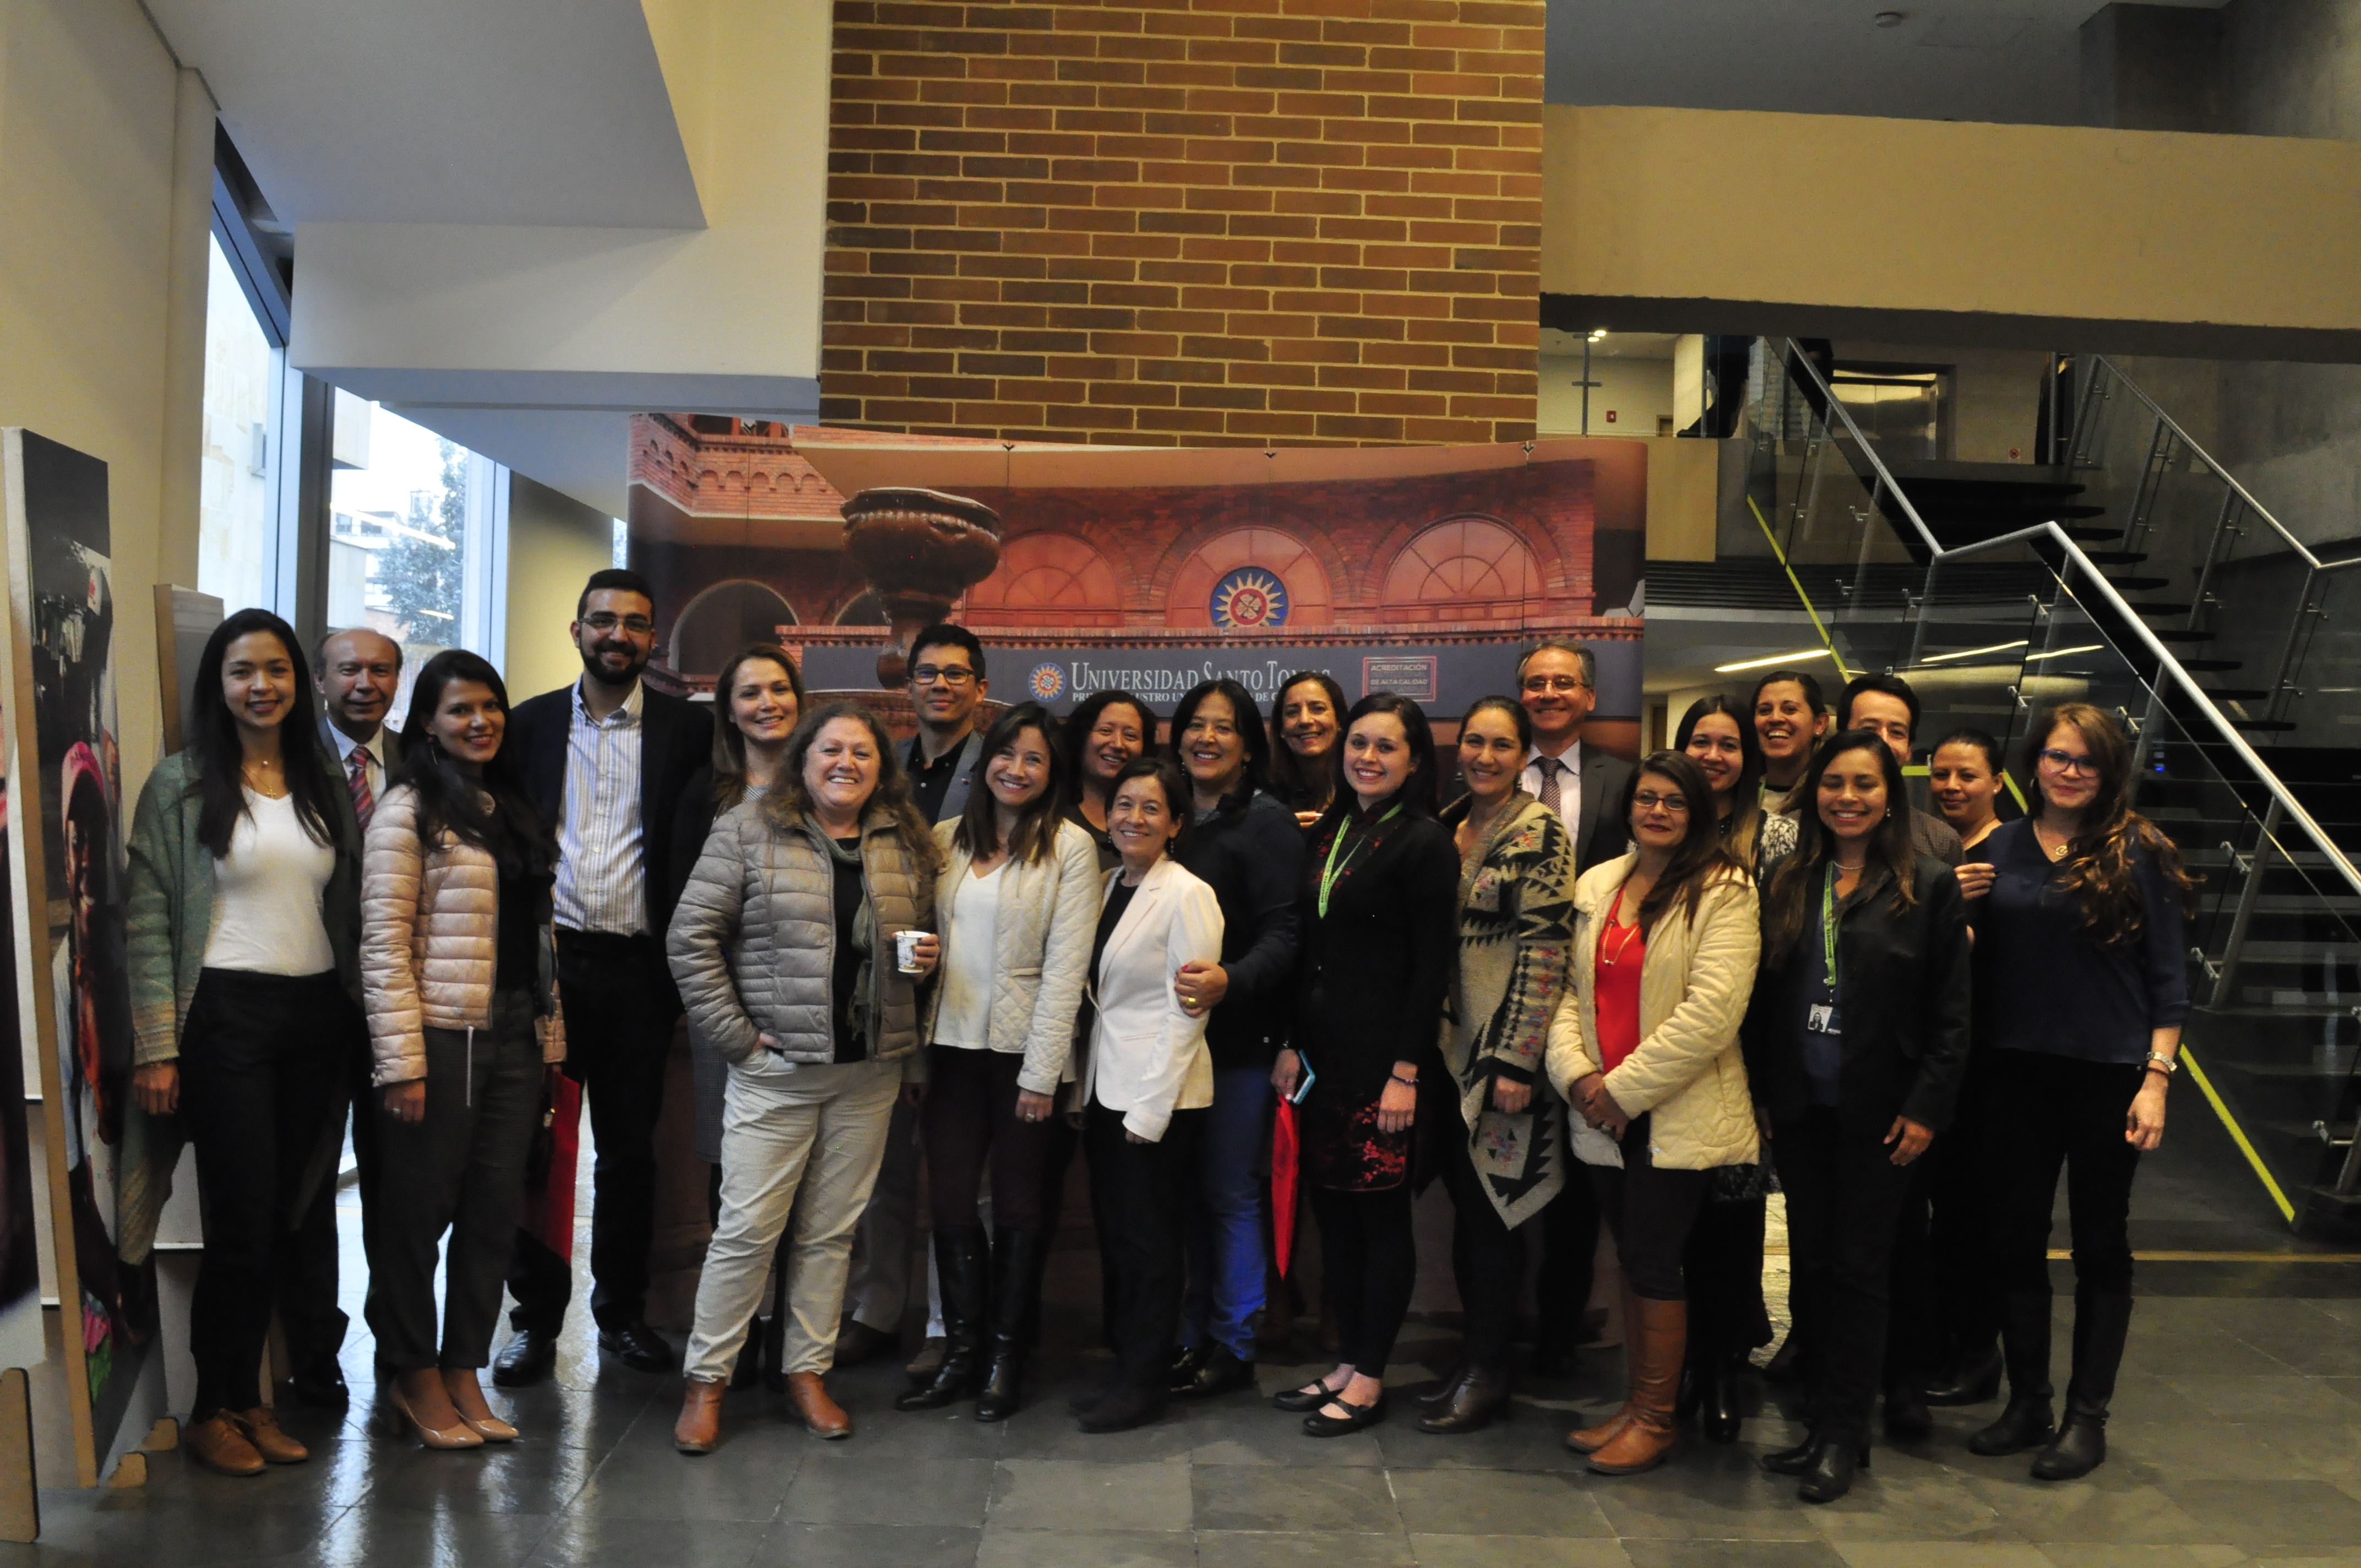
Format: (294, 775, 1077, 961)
(1514, 636, 1634, 1373)
(492, 569, 713, 1385)
(276, 627, 405, 1406)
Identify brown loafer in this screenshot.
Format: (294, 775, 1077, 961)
(674, 1377, 725, 1455)
(226, 1406, 308, 1464)
(786, 1371, 852, 1440)
(187, 1414, 265, 1477)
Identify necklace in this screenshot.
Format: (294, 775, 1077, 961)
(2034, 821, 2072, 861)
(1600, 884, 1641, 966)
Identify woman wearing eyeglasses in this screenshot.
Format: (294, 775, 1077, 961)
(1543, 752, 1760, 1477)
(1966, 705, 2190, 1482)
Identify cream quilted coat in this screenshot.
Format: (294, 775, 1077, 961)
(921, 816, 1101, 1095)
(1544, 852, 1760, 1170)
(361, 783, 565, 1087)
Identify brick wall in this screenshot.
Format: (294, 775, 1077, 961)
(822, 0, 1543, 446)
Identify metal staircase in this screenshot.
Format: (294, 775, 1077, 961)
(1745, 340, 2361, 1238)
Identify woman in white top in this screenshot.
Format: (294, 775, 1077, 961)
(1074, 758, 1224, 1434)
(900, 701, 1100, 1421)
(125, 609, 365, 1478)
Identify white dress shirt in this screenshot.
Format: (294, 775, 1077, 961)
(553, 677, 648, 936)
(1521, 742, 1584, 848)
(325, 720, 388, 802)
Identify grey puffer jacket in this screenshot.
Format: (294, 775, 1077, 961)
(667, 797, 937, 1066)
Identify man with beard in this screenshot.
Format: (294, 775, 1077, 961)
(491, 570, 712, 1384)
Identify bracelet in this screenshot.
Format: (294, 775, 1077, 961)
(1389, 1073, 1418, 1089)
(2143, 1051, 2179, 1077)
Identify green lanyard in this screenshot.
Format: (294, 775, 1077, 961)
(1820, 863, 1842, 994)
(1319, 804, 1402, 918)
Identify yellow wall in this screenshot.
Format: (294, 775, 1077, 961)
(1538, 355, 1675, 438)
(504, 476, 615, 706)
(1544, 105, 2361, 341)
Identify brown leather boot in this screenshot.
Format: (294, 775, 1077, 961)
(186, 1414, 265, 1477)
(674, 1377, 725, 1454)
(785, 1371, 852, 1440)
(1566, 1283, 1641, 1454)
(226, 1406, 308, 1464)
(1588, 1297, 1686, 1476)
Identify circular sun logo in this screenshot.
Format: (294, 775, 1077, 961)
(1211, 567, 1289, 629)
(1028, 662, 1067, 701)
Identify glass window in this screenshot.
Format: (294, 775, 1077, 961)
(197, 234, 277, 611)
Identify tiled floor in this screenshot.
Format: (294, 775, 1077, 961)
(15, 1072, 2361, 1566)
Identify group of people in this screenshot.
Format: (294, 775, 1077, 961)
(124, 571, 2193, 1509)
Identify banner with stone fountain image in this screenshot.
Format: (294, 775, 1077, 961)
(624, 421, 1648, 750)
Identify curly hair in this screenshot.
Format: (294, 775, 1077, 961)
(763, 701, 943, 876)
(2025, 703, 2194, 948)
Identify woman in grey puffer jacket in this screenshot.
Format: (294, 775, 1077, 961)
(667, 702, 942, 1453)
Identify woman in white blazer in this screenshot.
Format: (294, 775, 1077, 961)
(1545, 752, 1761, 1479)
(1075, 758, 1224, 1435)
(901, 702, 1101, 1422)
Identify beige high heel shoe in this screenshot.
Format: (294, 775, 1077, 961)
(380, 1381, 486, 1450)
(442, 1370, 518, 1442)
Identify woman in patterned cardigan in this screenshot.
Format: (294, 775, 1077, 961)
(1418, 696, 1577, 1436)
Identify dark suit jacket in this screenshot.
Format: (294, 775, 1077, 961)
(1742, 853, 1972, 1138)
(1573, 742, 1635, 875)
(316, 717, 403, 850)
(508, 677, 714, 940)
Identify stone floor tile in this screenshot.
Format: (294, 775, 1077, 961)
(1803, 1472, 2017, 1543)
(1407, 1534, 1636, 1567)
(1827, 1544, 2054, 1568)
(975, 1526, 1195, 1566)
(1620, 1543, 1847, 1568)
(355, 1439, 599, 1516)
(1587, 1462, 1822, 1542)
(1388, 1466, 1617, 1537)
(1957, 1477, 2211, 1545)
(749, 1522, 983, 1567)
(1195, 1528, 1417, 1568)
(311, 1506, 553, 1566)
(987, 1457, 1193, 1532)
(2029, 1547, 2251, 1568)
(776, 1455, 993, 1528)
(2166, 1480, 2361, 1547)
(1190, 1463, 1402, 1533)
(525, 1512, 767, 1568)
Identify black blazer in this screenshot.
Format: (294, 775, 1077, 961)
(1173, 788, 1306, 1072)
(507, 678, 714, 939)
(1742, 852, 1972, 1138)
(1574, 743, 1635, 875)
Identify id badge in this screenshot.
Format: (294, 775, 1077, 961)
(1806, 1003, 1842, 1036)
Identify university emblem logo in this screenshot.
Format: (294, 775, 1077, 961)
(1028, 662, 1067, 701)
(1210, 567, 1288, 629)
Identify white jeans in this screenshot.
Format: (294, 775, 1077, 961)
(684, 1053, 902, 1381)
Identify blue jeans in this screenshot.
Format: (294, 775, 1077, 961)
(1182, 1066, 1272, 1358)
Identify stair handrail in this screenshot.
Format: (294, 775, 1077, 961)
(1770, 340, 2361, 902)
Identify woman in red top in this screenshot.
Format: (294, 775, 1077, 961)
(1545, 751, 1761, 1477)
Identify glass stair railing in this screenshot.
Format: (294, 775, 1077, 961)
(1743, 339, 2361, 1238)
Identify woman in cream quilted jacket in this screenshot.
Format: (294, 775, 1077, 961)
(1545, 750, 1761, 1479)
(360, 650, 563, 1455)
(900, 701, 1100, 1423)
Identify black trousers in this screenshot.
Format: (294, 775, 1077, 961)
(1536, 1159, 1601, 1351)
(1988, 1052, 2144, 1296)
(1588, 1114, 1710, 1302)
(1309, 1182, 1417, 1377)
(179, 968, 355, 1420)
(1086, 1101, 1203, 1386)
(506, 930, 678, 1333)
(1772, 1107, 1916, 1445)
(1927, 1057, 2000, 1362)
(368, 990, 545, 1370)
(275, 1026, 379, 1371)
(1685, 1193, 1773, 1360)
(1438, 1130, 1531, 1373)
(921, 1047, 1056, 1233)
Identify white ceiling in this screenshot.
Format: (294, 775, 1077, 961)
(1548, 1, 2228, 125)
(145, 0, 703, 228)
(1540, 329, 1679, 359)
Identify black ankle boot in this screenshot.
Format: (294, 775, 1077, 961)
(896, 1228, 989, 1412)
(2031, 1291, 2130, 1481)
(1797, 1436, 1861, 1504)
(975, 1228, 1045, 1423)
(1923, 1339, 2003, 1406)
(1675, 1359, 1703, 1421)
(1884, 1380, 1933, 1441)
(1765, 1431, 1867, 1476)
(1969, 1291, 2055, 1457)
(1701, 1355, 1744, 1445)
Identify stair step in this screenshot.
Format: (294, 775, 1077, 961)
(2196, 688, 2274, 701)
(2085, 551, 2151, 564)
(2152, 629, 2217, 643)
(2231, 718, 2300, 732)
(2058, 525, 2125, 542)
(2123, 603, 2193, 616)
(2174, 658, 2245, 671)
(2102, 575, 2170, 590)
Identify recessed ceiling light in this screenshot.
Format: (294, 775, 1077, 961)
(1588, 329, 1607, 341)
(1875, 10, 1906, 26)
(1713, 647, 1835, 674)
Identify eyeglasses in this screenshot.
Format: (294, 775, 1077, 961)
(910, 666, 977, 687)
(2036, 748, 2099, 777)
(1521, 676, 1591, 694)
(583, 613, 654, 636)
(1632, 791, 1690, 815)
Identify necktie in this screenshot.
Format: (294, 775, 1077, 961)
(1536, 755, 1563, 818)
(347, 747, 375, 833)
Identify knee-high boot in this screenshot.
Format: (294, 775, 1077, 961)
(1588, 1297, 1686, 1476)
(1968, 1290, 2055, 1456)
(976, 1227, 1044, 1423)
(896, 1228, 988, 1411)
(2032, 1291, 2129, 1480)
(1566, 1281, 1642, 1453)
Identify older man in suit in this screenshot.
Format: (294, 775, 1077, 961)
(275, 627, 404, 1407)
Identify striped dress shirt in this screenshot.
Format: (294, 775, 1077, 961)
(553, 677, 648, 936)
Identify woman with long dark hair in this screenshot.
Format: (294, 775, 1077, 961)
(1545, 752, 1760, 1476)
(899, 702, 1098, 1421)
(1746, 729, 1970, 1502)
(1270, 693, 1460, 1436)
(1062, 689, 1155, 870)
(126, 609, 363, 1476)
(362, 650, 564, 1450)
(1679, 694, 1796, 874)
(1419, 696, 1574, 1435)
(1750, 669, 1830, 810)
(1267, 671, 1348, 828)
(1967, 704, 2190, 1480)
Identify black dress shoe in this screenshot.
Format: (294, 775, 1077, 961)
(1416, 1362, 1469, 1409)
(1274, 1376, 1350, 1413)
(1797, 1437, 1860, 1504)
(1078, 1384, 1166, 1434)
(1968, 1393, 2055, 1457)
(1168, 1343, 1206, 1380)
(1416, 1367, 1506, 1435)
(283, 1355, 350, 1408)
(1884, 1382, 1933, 1442)
(1303, 1392, 1386, 1436)
(1764, 1433, 1867, 1476)
(1172, 1345, 1256, 1400)
(834, 1319, 895, 1368)
(492, 1329, 556, 1388)
(597, 1319, 674, 1374)
(1923, 1342, 2004, 1407)
(1700, 1359, 1744, 1445)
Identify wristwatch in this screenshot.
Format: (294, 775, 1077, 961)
(2143, 1051, 2179, 1077)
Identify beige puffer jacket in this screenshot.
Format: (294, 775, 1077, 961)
(361, 783, 566, 1087)
(1544, 852, 1760, 1170)
(667, 798, 936, 1066)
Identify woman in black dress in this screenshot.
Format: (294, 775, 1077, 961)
(1269, 693, 1460, 1436)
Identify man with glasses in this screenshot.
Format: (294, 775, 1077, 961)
(836, 623, 992, 1371)
(1837, 674, 1963, 868)
(492, 569, 714, 1386)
